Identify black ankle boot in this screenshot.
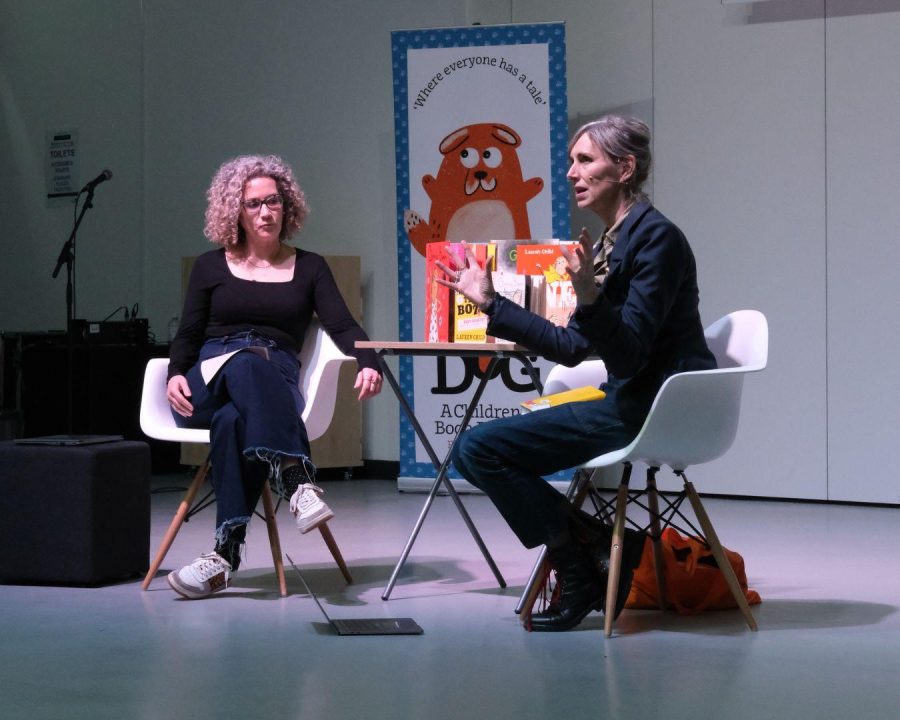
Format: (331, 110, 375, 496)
(567, 510, 646, 620)
(529, 542, 604, 632)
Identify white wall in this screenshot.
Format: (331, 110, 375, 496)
(653, 0, 829, 498)
(2, 0, 899, 503)
(825, 0, 900, 504)
(0, 1, 144, 331)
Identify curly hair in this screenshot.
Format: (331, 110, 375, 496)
(203, 154, 310, 248)
(569, 115, 652, 203)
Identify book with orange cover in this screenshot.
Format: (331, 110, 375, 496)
(516, 243, 578, 276)
(516, 242, 578, 325)
(516, 243, 563, 275)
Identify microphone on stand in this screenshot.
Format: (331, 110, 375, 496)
(81, 169, 113, 192)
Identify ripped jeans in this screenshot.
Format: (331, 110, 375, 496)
(173, 331, 314, 562)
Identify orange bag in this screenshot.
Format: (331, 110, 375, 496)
(625, 527, 761, 614)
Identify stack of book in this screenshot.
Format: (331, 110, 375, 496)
(423, 239, 578, 343)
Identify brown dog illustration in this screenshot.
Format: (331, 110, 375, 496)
(405, 123, 544, 257)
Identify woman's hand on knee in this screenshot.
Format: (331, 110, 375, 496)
(167, 375, 194, 417)
(354, 368, 383, 401)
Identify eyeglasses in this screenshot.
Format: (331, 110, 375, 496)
(241, 194, 283, 212)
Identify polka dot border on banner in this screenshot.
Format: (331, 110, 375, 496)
(390, 23, 569, 480)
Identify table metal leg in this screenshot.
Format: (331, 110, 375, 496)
(381, 468, 444, 600)
(515, 354, 543, 394)
(379, 353, 507, 599)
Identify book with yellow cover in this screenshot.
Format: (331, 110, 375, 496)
(519, 385, 606, 412)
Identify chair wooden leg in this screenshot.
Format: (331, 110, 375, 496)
(517, 548, 551, 624)
(318, 523, 353, 584)
(645, 470, 668, 612)
(683, 477, 758, 631)
(142, 461, 210, 590)
(604, 479, 630, 637)
(260, 483, 288, 597)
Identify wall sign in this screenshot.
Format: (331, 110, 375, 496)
(46, 130, 79, 205)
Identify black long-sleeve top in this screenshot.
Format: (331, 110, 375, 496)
(168, 248, 378, 379)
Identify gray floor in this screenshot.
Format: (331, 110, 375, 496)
(2, 472, 899, 719)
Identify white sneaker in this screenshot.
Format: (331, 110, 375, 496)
(167, 552, 231, 599)
(289, 482, 334, 534)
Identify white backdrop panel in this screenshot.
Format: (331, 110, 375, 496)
(651, 0, 828, 499)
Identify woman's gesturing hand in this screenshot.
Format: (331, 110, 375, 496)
(434, 243, 496, 311)
(560, 227, 600, 306)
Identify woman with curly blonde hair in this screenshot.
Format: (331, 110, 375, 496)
(165, 154, 382, 599)
(203, 155, 309, 249)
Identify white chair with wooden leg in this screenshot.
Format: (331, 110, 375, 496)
(518, 309, 768, 636)
(139, 317, 355, 595)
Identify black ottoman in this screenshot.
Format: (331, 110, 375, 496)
(0, 440, 150, 585)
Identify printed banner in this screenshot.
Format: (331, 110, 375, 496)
(391, 23, 570, 483)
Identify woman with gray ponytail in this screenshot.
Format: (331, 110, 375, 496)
(437, 115, 716, 631)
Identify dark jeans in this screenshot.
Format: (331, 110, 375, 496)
(451, 398, 638, 549)
(173, 332, 311, 544)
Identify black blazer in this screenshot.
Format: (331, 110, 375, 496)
(486, 202, 716, 426)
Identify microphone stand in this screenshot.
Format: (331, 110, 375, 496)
(51, 187, 95, 432)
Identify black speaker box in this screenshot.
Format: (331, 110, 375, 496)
(0, 440, 150, 585)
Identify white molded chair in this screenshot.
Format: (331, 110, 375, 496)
(518, 309, 768, 635)
(140, 318, 355, 594)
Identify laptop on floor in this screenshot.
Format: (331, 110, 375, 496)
(286, 554, 423, 636)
